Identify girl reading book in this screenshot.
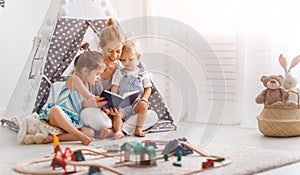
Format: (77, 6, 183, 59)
(39, 43, 106, 145)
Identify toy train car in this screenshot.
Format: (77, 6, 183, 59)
(202, 159, 214, 169)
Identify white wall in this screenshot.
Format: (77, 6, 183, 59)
(0, 0, 51, 111)
(3, 0, 300, 126)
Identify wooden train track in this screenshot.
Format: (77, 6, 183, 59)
(14, 140, 231, 175)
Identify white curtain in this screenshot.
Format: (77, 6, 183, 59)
(236, 0, 300, 127)
(111, 0, 300, 126)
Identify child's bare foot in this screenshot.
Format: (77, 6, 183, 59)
(43, 135, 54, 144)
(80, 127, 95, 138)
(80, 135, 95, 146)
(114, 130, 125, 140)
(134, 127, 145, 137)
(100, 128, 114, 139)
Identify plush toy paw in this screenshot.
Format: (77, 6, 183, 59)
(285, 101, 298, 106)
(270, 101, 283, 106)
(34, 133, 44, 144)
(24, 135, 35, 145)
(255, 96, 264, 104)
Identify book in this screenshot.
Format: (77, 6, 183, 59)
(99, 90, 141, 108)
(144, 120, 177, 133)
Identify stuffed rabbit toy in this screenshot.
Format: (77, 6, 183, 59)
(278, 54, 300, 104)
(17, 113, 49, 144)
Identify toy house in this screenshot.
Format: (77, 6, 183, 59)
(120, 141, 156, 166)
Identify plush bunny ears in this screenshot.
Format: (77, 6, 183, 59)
(279, 54, 300, 73)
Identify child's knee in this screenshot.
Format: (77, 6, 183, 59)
(140, 100, 149, 107)
(50, 105, 60, 113)
(135, 104, 148, 114)
(49, 106, 61, 117)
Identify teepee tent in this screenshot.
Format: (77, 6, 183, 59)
(4, 0, 118, 120)
(4, 0, 174, 129)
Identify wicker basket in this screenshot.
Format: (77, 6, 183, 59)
(256, 91, 300, 137)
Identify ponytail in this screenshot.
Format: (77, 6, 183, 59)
(99, 18, 125, 48)
(74, 43, 104, 73)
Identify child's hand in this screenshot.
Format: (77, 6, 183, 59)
(138, 98, 149, 105)
(106, 107, 121, 116)
(95, 96, 108, 108)
(102, 108, 110, 114)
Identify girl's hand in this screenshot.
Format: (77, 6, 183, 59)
(102, 108, 110, 114)
(105, 107, 120, 116)
(95, 96, 108, 108)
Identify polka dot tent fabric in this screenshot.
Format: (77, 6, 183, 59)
(0, 0, 4, 8)
(33, 18, 107, 113)
(148, 81, 173, 121)
(138, 62, 174, 122)
(32, 18, 175, 124)
(1, 118, 20, 132)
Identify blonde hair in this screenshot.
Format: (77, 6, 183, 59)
(99, 18, 125, 48)
(122, 39, 141, 56)
(74, 43, 104, 73)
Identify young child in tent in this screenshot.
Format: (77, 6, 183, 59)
(101, 39, 153, 139)
(39, 43, 107, 145)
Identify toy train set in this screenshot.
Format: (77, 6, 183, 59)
(13, 135, 231, 175)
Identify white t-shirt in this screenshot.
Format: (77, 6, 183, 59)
(112, 68, 152, 88)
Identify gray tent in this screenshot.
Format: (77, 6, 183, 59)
(4, 0, 174, 132)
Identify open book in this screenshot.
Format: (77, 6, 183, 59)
(100, 90, 141, 108)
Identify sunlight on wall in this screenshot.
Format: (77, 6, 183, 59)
(236, 0, 300, 58)
(145, 0, 300, 126)
(149, 0, 300, 37)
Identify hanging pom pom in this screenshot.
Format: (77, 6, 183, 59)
(60, 0, 68, 5)
(46, 19, 54, 27)
(101, 0, 107, 7)
(105, 9, 112, 17)
(40, 28, 51, 39)
(58, 7, 68, 17)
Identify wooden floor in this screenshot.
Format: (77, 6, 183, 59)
(1, 120, 300, 174)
